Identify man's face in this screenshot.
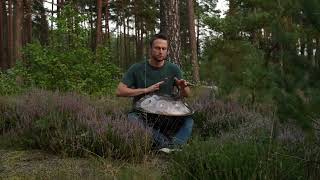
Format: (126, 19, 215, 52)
(151, 39, 168, 62)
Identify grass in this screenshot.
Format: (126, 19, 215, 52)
(0, 148, 165, 179)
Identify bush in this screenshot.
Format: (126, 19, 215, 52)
(190, 94, 270, 138)
(0, 89, 152, 161)
(17, 43, 120, 96)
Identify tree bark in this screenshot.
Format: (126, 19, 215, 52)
(24, 0, 32, 45)
(165, 0, 182, 67)
(57, 0, 60, 17)
(89, 5, 95, 51)
(226, 0, 237, 39)
(104, 0, 110, 42)
(8, 0, 13, 67)
(160, 0, 168, 35)
(51, 0, 54, 30)
(96, 0, 103, 49)
(187, 0, 200, 83)
(315, 38, 320, 68)
(306, 35, 313, 64)
(39, 0, 49, 46)
(0, 0, 4, 69)
(134, 12, 143, 61)
(13, 0, 24, 63)
(300, 37, 305, 56)
(1, 0, 9, 69)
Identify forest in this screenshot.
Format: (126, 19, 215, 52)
(0, 0, 319, 179)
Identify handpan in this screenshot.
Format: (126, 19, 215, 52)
(134, 94, 194, 116)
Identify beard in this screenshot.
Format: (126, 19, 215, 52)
(153, 54, 166, 62)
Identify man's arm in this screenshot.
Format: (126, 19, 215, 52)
(175, 78, 191, 97)
(116, 81, 164, 97)
(179, 85, 191, 97)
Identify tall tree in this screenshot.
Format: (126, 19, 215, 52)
(24, 0, 33, 45)
(8, 0, 13, 67)
(104, 0, 110, 41)
(96, 0, 103, 48)
(37, 0, 49, 46)
(187, 0, 200, 83)
(0, 0, 4, 68)
(165, 0, 182, 66)
(13, 0, 24, 63)
(160, 0, 168, 35)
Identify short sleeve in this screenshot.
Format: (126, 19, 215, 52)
(172, 63, 183, 80)
(121, 64, 136, 88)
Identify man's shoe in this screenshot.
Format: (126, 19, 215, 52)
(158, 147, 182, 154)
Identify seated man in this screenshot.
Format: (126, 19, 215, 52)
(116, 33, 193, 152)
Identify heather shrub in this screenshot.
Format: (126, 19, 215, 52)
(0, 89, 152, 161)
(168, 137, 320, 179)
(190, 94, 267, 138)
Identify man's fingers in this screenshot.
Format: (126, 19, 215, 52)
(156, 81, 165, 85)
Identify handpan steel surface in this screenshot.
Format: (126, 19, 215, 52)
(134, 94, 194, 116)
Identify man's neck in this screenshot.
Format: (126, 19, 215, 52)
(148, 58, 165, 68)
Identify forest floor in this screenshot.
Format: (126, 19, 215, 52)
(0, 147, 167, 179)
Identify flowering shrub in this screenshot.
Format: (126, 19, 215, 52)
(0, 89, 152, 161)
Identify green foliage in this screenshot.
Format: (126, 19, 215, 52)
(14, 42, 120, 96)
(201, 39, 271, 104)
(51, 3, 90, 49)
(168, 138, 320, 179)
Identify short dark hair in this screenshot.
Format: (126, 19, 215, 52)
(149, 33, 168, 47)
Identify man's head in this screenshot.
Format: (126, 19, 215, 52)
(149, 33, 168, 63)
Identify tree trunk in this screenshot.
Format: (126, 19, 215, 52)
(39, 0, 49, 46)
(140, 21, 144, 59)
(227, 0, 237, 16)
(226, 0, 237, 39)
(104, 0, 109, 42)
(196, 9, 200, 58)
(307, 35, 313, 65)
(0, 0, 4, 69)
(89, 5, 95, 51)
(8, 0, 13, 67)
(123, 18, 127, 67)
(51, 0, 54, 30)
(13, 0, 24, 63)
(133, 1, 141, 61)
(187, 0, 200, 83)
(300, 37, 305, 56)
(24, 0, 32, 45)
(160, 0, 168, 35)
(96, 0, 103, 49)
(165, 0, 181, 67)
(57, 0, 60, 17)
(315, 38, 320, 68)
(1, 0, 9, 69)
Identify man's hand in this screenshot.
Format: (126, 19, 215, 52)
(175, 77, 189, 89)
(145, 81, 164, 93)
(174, 77, 191, 97)
(116, 81, 164, 97)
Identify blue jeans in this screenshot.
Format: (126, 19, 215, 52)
(128, 112, 193, 148)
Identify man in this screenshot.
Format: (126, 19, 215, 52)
(116, 33, 193, 152)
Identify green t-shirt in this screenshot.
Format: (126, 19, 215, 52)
(122, 60, 183, 103)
